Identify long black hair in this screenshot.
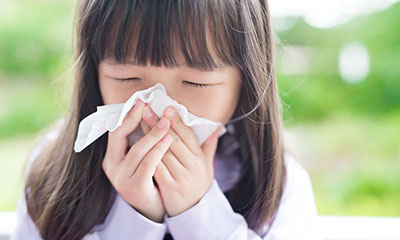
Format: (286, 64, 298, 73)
(25, 1, 286, 239)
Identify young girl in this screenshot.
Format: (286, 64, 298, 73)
(12, 0, 320, 239)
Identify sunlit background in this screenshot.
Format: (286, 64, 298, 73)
(1, 0, 399, 220)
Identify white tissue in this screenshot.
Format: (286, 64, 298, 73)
(74, 83, 227, 152)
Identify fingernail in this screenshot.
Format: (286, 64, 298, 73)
(143, 106, 153, 118)
(157, 118, 168, 129)
(165, 107, 176, 118)
(134, 100, 143, 110)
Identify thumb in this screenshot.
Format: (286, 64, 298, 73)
(201, 126, 222, 160)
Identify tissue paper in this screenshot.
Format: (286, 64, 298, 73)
(74, 83, 227, 152)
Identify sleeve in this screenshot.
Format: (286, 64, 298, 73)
(11, 191, 168, 240)
(163, 155, 322, 240)
(262, 155, 322, 240)
(9, 192, 42, 240)
(10, 127, 168, 240)
(83, 194, 168, 240)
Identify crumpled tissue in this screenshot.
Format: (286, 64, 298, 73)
(74, 83, 227, 152)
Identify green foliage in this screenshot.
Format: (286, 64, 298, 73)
(0, 0, 74, 82)
(294, 115, 400, 216)
(0, 81, 66, 139)
(276, 3, 400, 123)
(0, 0, 73, 138)
(314, 167, 400, 216)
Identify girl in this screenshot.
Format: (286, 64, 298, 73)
(12, 0, 320, 239)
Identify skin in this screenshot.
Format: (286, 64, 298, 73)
(99, 55, 242, 222)
(98, 56, 242, 124)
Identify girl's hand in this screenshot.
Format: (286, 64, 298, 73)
(102, 99, 172, 223)
(140, 104, 222, 217)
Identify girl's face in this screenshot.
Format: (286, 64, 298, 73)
(98, 56, 242, 125)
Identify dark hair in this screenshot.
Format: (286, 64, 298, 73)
(25, 0, 286, 239)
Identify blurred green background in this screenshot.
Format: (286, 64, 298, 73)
(1, 0, 399, 216)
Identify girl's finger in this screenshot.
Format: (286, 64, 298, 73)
(140, 119, 151, 134)
(104, 101, 144, 165)
(144, 105, 201, 155)
(107, 99, 146, 162)
(164, 106, 203, 155)
(201, 126, 222, 164)
(113, 99, 145, 139)
(120, 117, 171, 178)
(142, 104, 159, 127)
(154, 157, 176, 189)
(160, 151, 187, 181)
(134, 134, 173, 180)
(142, 105, 194, 169)
(102, 152, 118, 185)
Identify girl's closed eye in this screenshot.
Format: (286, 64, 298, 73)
(113, 77, 141, 82)
(112, 77, 213, 89)
(182, 81, 212, 88)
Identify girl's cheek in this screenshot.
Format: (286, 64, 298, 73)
(100, 82, 139, 105)
(186, 96, 227, 123)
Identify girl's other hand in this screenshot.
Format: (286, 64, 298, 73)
(140, 104, 221, 217)
(102, 99, 172, 223)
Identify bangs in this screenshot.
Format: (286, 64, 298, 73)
(87, 0, 241, 71)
